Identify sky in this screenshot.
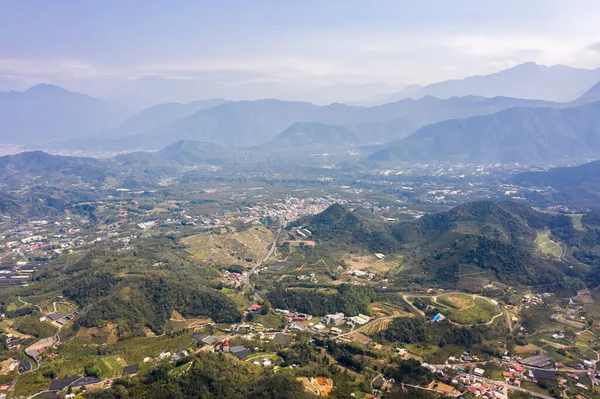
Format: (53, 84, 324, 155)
(2, 0, 600, 106)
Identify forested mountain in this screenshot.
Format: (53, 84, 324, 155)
(0, 151, 108, 185)
(369, 101, 600, 163)
(299, 201, 589, 289)
(86, 352, 308, 399)
(54, 240, 241, 338)
(265, 122, 362, 149)
(380, 62, 600, 102)
(0, 84, 127, 144)
(157, 140, 239, 165)
(508, 160, 600, 209)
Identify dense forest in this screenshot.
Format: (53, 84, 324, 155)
(86, 352, 308, 399)
(50, 240, 242, 338)
(268, 284, 375, 316)
(376, 316, 508, 357)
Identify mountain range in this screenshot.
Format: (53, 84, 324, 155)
(116, 99, 229, 136)
(0, 84, 128, 144)
(2, 62, 600, 166)
(55, 94, 567, 151)
(368, 93, 600, 164)
(378, 62, 600, 103)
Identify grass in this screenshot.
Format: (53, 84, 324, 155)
(251, 312, 286, 329)
(569, 214, 584, 231)
(55, 301, 78, 316)
(436, 293, 474, 310)
(222, 288, 251, 312)
(170, 361, 192, 377)
(536, 230, 562, 258)
(437, 297, 500, 325)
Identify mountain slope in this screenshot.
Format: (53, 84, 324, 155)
(572, 80, 600, 106)
(157, 140, 237, 165)
(293, 203, 399, 253)
(369, 101, 600, 163)
(0, 84, 127, 144)
(118, 99, 229, 135)
(383, 63, 600, 102)
(300, 201, 576, 288)
(508, 160, 600, 209)
(266, 122, 362, 149)
(0, 150, 108, 185)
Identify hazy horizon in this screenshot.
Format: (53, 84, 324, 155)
(2, 0, 600, 106)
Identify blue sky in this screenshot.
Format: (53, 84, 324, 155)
(2, 1, 600, 104)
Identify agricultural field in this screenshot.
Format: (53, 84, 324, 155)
(536, 230, 562, 258)
(181, 226, 274, 266)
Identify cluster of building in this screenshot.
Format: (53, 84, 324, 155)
(220, 270, 247, 288)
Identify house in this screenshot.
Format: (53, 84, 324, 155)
(321, 313, 345, 325)
(349, 315, 370, 325)
(192, 333, 219, 346)
(432, 313, 446, 322)
(519, 355, 553, 368)
(46, 312, 61, 321)
(71, 376, 103, 391)
(229, 345, 253, 359)
(531, 369, 557, 380)
(18, 361, 31, 373)
(330, 327, 343, 335)
(247, 304, 262, 312)
(122, 364, 139, 376)
(473, 368, 485, 377)
(32, 392, 59, 399)
(372, 375, 388, 390)
(49, 375, 81, 391)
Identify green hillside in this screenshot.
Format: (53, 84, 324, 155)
(300, 201, 591, 290)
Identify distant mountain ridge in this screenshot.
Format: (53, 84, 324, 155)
(0, 84, 127, 144)
(381, 62, 600, 103)
(118, 99, 229, 136)
(64, 94, 566, 151)
(368, 100, 600, 163)
(265, 122, 362, 149)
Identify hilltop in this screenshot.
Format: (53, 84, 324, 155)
(299, 201, 577, 288)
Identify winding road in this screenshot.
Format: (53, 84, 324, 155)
(245, 227, 282, 301)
